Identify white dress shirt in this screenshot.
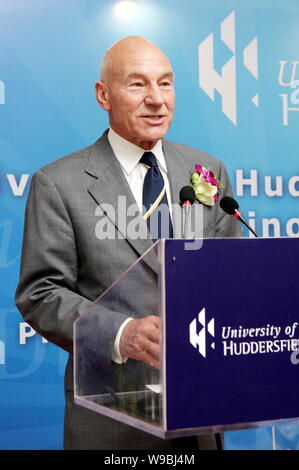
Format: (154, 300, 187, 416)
(107, 128, 172, 215)
(107, 128, 172, 363)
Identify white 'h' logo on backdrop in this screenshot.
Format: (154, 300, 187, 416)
(198, 10, 259, 125)
(189, 308, 215, 358)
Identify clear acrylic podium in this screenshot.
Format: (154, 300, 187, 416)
(74, 238, 299, 440)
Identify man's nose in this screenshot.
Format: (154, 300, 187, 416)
(144, 84, 164, 106)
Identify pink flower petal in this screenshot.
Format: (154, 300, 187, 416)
(195, 164, 203, 175)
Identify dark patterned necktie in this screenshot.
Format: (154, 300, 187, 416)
(140, 151, 173, 240)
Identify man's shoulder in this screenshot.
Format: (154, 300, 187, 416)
(39, 143, 93, 175)
(34, 131, 110, 181)
(163, 139, 222, 169)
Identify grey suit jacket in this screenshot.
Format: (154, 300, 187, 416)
(15, 130, 241, 449)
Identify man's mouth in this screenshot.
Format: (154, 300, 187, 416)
(140, 115, 166, 123)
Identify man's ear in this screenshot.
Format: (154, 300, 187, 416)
(95, 81, 111, 111)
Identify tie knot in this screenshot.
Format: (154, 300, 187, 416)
(139, 151, 158, 168)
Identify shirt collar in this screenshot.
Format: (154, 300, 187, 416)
(108, 128, 167, 176)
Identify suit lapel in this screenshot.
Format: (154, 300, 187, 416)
(85, 132, 158, 272)
(163, 140, 193, 238)
(163, 140, 204, 239)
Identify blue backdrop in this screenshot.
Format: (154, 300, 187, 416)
(1, 0, 298, 450)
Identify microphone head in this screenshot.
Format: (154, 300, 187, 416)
(179, 186, 196, 205)
(220, 196, 239, 215)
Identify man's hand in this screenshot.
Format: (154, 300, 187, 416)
(119, 315, 161, 369)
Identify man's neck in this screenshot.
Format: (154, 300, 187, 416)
(109, 127, 160, 151)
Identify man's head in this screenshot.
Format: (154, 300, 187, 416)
(95, 36, 175, 150)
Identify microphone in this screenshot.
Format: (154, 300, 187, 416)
(179, 186, 196, 238)
(179, 186, 196, 206)
(220, 196, 258, 238)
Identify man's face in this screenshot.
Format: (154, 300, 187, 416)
(96, 42, 175, 150)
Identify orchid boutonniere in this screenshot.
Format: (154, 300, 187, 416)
(191, 164, 224, 207)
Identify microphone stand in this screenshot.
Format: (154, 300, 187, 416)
(183, 202, 192, 239)
(234, 210, 259, 238)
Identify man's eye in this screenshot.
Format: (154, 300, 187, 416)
(130, 82, 143, 87)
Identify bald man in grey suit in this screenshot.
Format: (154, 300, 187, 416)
(15, 36, 241, 450)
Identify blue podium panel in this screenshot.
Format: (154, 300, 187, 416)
(164, 238, 299, 431)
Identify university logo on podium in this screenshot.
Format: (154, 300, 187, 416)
(189, 308, 215, 358)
